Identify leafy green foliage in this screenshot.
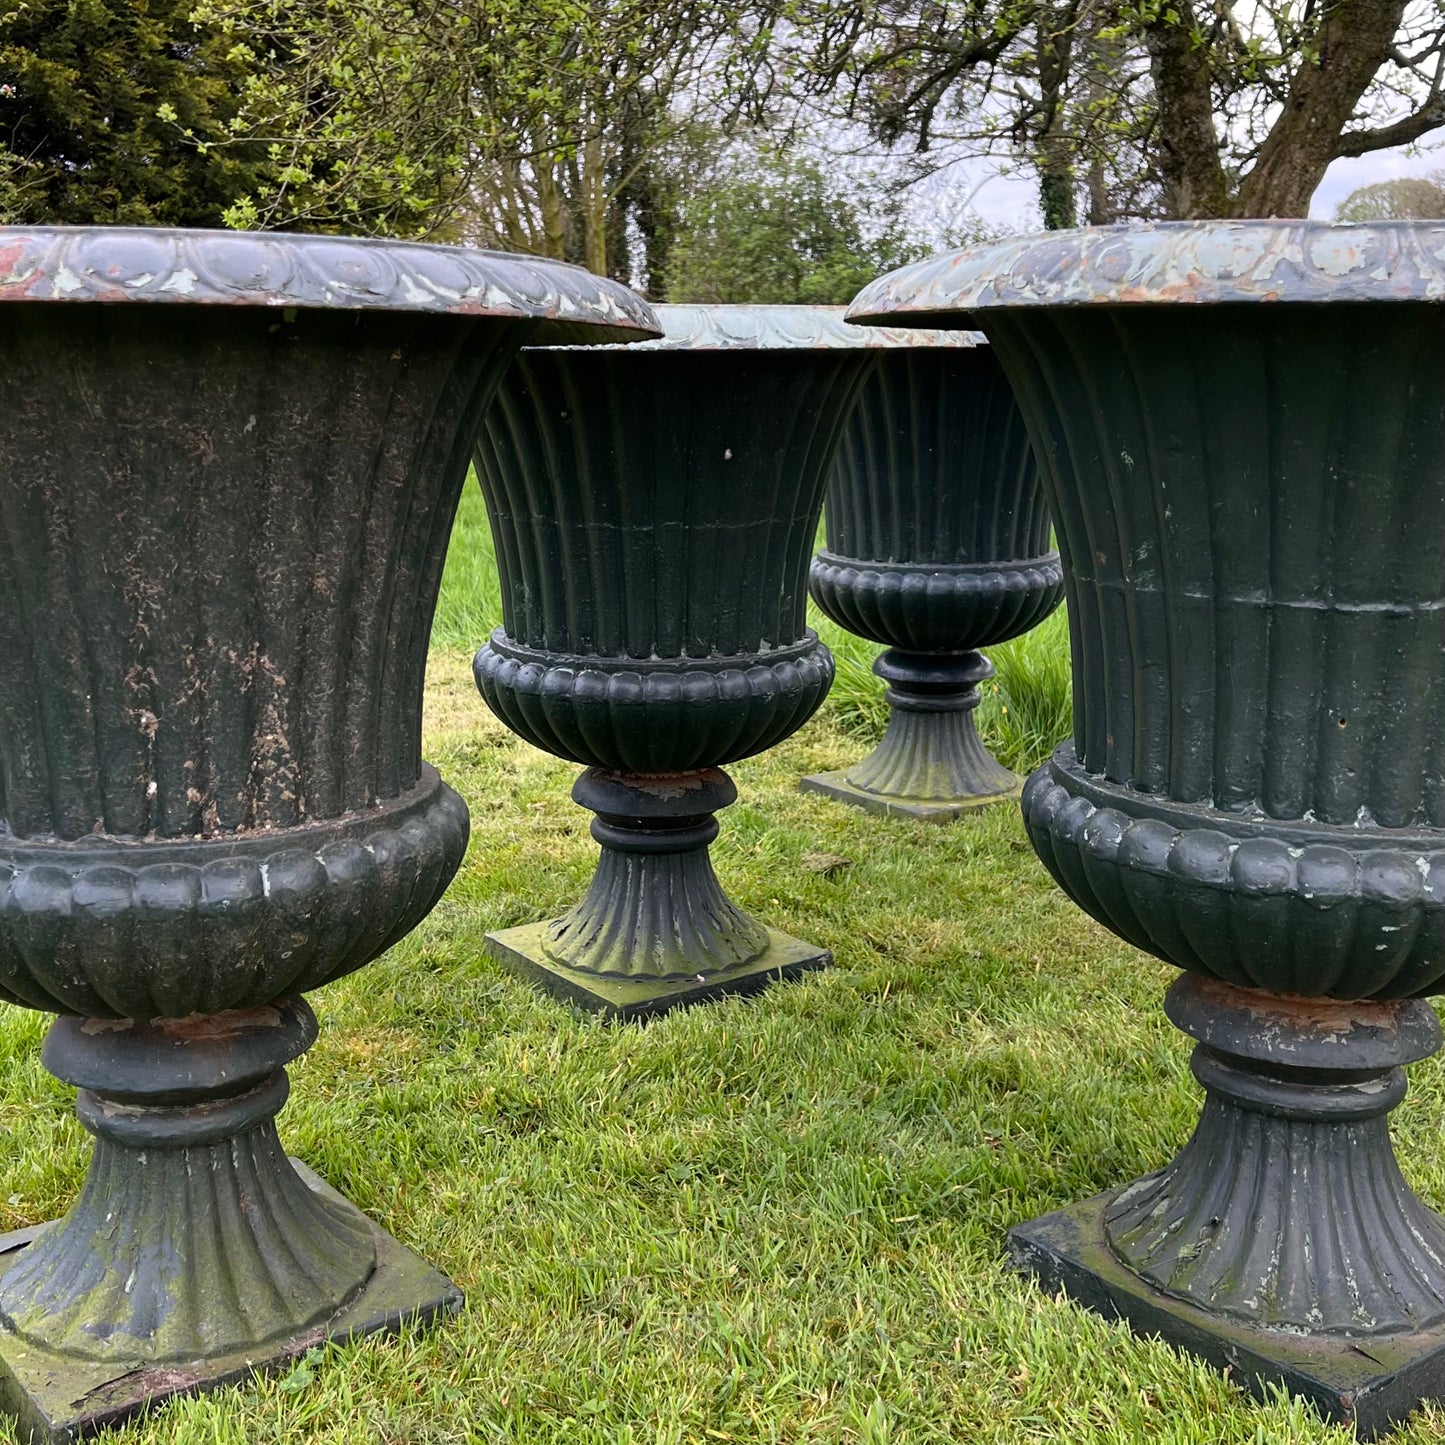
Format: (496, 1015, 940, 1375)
(665, 143, 926, 305)
(190, 0, 479, 236)
(1336, 173, 1445, 220)
(0, 0, 271, 226)
(189, 0, 779, 261)
(458, 3, 776, 280)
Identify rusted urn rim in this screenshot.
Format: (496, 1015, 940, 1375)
(0, 226, 660, 343)
(532, 301, 983, 352)
(847, 220, 1445, 324)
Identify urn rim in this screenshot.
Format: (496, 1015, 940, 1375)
(846, 220, 1445, 324)
(0, 225, 660, 343)
(525, 302, 984, 352)
(483, 626, 825, 671)
(812, 548, 1062, 577)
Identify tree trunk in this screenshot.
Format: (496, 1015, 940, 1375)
(1145, 0, 1230, 217)
(1233, 0, 1410, 217)
(537, 163, 568, 261)
(1079, 1, 1124, 224)
(605, 192, 630, 285)
(637, 178, 679, 300)
(582, 128, 608, 276)
(1085, 153, 1112, 224)
(1036, 9, 1078, 229)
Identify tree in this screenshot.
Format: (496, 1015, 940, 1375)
(1336, 172, 1445, 218)
(189, 0, 484, 237)
(664, 142, 926, 303)
(458, 1, 781, 288)
(190, 0, 780, 280)
(0, 0, 272, 226)
(788, 0, 1445, 221)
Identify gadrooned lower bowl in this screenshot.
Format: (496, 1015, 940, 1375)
(1024, 744, 1445, 999)
(474, 630, 835, 773)
(0, 765, 469, 1018)
(808, 552, 1063, 653)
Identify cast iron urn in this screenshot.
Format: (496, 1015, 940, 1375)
(0, 227, 655, 1439)
(473, 305, 930, 1017)
(802, 333, 1063, 818)
(852, 221, 1445, 1435)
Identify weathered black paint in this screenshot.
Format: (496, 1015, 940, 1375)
(0, 225, 658, 1438)
(848, 221, 1445, 1431)
(803, 345, 1063, 817)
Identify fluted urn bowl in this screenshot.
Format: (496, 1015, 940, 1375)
(0, 226, 656, 1438)
(472, 304, 936, 1017)
(803, 333, 1063, 818)
(850, 221, 1445, 1435)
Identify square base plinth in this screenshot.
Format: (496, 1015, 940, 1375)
(0, 1160, 463, 1444)
(486, 922, 831, 1020)
(799, 770, 1022, 821)
(1009, 1189, 1445, 1439)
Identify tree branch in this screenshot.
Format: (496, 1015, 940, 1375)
(1333, 94, 1445, 155)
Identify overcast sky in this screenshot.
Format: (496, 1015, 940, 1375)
(936, 139, 1445, 233)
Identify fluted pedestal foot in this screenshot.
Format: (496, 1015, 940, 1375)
(485, 768, 830, 1019)
(801, 651, 1019, 821)
(0, 1000, 461, 1442)
(1008, 974, 1445, 1438)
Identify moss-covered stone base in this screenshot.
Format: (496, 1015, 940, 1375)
(0, 1161, 462, 1444)
(485, 923, 831, 1020)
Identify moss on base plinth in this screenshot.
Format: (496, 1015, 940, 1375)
(0, 1161, 462, 1444)
(799, 767, 1022, 821)
(1008, 1190, 1445, 1440)
(485, 923, 831, 1020)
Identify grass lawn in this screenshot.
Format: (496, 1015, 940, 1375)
(1, 486, 1443, 1443)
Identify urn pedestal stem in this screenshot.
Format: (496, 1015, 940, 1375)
(803, 649, 1021, 817)
(1106, 977, 1445, 1335)
(0, 995, 473, 1442)
(487, 768, 822, 1019)
(1010, 975, 1445, 1437)
(0, 1001, 379, 1364)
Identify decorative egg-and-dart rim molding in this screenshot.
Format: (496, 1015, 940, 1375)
(846, 220, 1445, 323)
(0, 226, 660, 343)
(531, 302, 984, 351)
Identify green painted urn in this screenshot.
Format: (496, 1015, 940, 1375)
(851, 221, 1445, 1436)
(802, 334, 1063, 818)
(472, 304, 931, 1017)
(0, 226, 656, 1439)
